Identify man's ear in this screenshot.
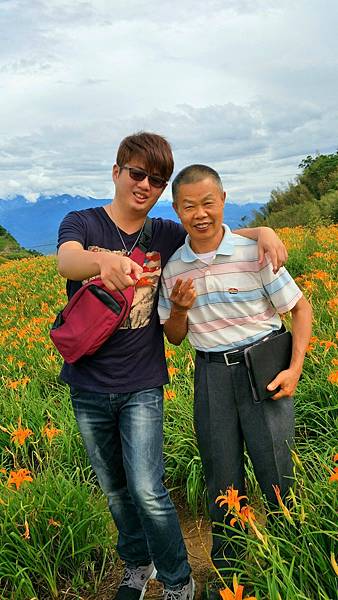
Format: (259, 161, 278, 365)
(223, 191, 226, 203)
(112, 164, 119, 182)
(172, 202, 180, 217)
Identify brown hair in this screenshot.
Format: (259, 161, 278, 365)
(172, 164, 223, 202)
(116, 132, 174, 181)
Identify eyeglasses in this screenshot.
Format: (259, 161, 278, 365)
(119, 165, 167, 189)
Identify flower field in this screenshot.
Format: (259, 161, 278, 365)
(0, 225, 337, 599)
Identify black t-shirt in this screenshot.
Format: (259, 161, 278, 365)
(57, 207, 186, 393)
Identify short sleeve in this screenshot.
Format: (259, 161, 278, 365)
(260, 258, 303, 314)
(158, 269, 173, 324)
(57, 211, 88, 250)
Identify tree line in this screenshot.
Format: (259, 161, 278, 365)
(249, 151, 338, 228)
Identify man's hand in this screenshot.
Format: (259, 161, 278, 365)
(99, 253, 143, 291)
(267, 367, 301, 400)
(170, 278, 196, 312)
(57, 241, 143, 290)
(257, 227, 288, 273)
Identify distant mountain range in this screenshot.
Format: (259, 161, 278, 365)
(0, 195, 263, 254)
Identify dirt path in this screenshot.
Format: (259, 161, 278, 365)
(78, 503, 212, 600)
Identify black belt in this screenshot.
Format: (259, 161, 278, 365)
(196, 347, 246, 365)
(196, 327, 285, 366)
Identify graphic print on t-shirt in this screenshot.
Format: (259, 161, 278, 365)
(87, 246, 161, 328)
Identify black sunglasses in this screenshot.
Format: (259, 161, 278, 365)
(119, 165, 167, 189)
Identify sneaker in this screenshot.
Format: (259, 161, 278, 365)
(115, 562, 157, 600)
(164, 576, 195, 600)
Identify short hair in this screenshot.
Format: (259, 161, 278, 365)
(116, 132, 174, 181)
(172, 164, 223, 202)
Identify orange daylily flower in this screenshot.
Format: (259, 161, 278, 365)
(333, 453, 338, 462)
(48, 517, 61, 527)
(165, 349, 176, 359)
(167, 366, 179, 377)
(327, 298, 338, 313)
(42, 423, 62, 442)
(8, 468, 33, 490)
(272, 485, 293, 523)
(216, 487, 247, 513)
(328, 371, 338, 385)
(164, 389, 176, 400)
(319, 340, 337, 351)
(220, 575, 257, 600)
(23, 519, 30, 540)
(331, 553, 338, 576)
(329, 467, 338, 483)
(230, 504, 256, 529)
(7, 380, 21, 390)
(311, 270, 329, 281)
(10, 418, 33, 446)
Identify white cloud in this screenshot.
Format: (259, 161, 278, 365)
(0, 0, 337, 204)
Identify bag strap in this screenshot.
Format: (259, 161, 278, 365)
(136, 217, 152, 253)
(129, 217, 152, 266)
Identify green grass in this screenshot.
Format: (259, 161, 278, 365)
(0, 226, 337, 598)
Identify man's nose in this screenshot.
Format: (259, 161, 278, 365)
(137, 176, 151, 190)
(195, 205, 207, 218)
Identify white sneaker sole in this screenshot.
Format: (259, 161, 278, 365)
(191, 577, 196, 600)
(139, 567, 157, 600)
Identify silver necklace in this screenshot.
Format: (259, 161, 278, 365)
(108, 209, 145, 257)
(114, 222, 145, 256)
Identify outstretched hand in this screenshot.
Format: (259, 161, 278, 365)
(99, 253, 143, 290)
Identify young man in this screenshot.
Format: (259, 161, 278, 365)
(57, 134, 288, 600)
(158, 164, 312, 595)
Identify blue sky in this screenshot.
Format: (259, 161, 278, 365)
(1, 0, 337, 204)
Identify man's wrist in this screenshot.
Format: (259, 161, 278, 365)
(170, 305, 189, 318)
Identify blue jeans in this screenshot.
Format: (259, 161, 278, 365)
(71, 386, 190, 587)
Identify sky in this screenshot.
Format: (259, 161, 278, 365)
(1, 0, 337, 204)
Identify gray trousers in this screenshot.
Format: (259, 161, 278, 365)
(193, 352, 294, 570)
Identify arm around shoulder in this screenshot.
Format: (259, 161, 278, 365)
(233, 226, 288, 273)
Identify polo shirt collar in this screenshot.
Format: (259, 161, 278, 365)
(181, 224, 234, 263)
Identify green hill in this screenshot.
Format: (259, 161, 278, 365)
(0, 224, 39, 264)
(250, 151, 338, 228)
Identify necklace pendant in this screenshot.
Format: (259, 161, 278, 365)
(126, 251, 131, 256)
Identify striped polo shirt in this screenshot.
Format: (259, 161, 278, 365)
(158, 225, 303, 352)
